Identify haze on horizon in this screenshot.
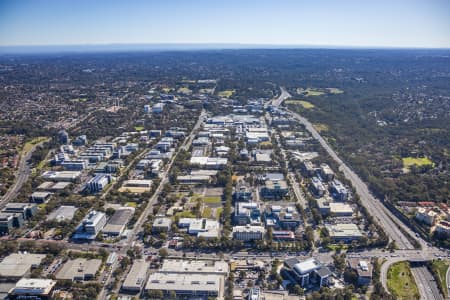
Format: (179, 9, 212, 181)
(0, 0, 450, 49)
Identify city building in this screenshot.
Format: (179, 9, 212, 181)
(152, 102, 164, 113)
(190, 157, 228, 169)
(260, 180, 288, 200)
(55, 258, 102, 281)
(435, 221, 450, 236)
(179, 218, 220, 239)
(61, 159, 88, 171)
(86, 174, 111, 193)
(177, 175, 211, 185)
(73, 210, 106, 240)
(310, 177, 326, 197)
(234, 202, 262, 226)
(41, 170, 81, 182)
(330, 179, 349, 201)
(248, 287, 262, 300)
(319, 163, 335, 181)
(46, 206, 77, 222)
(8, 278, 57, 300)
(284, 258, 331, 288)
(122, 259, 150, 292)
(30, 191, 52, 203)
(347, 259, 372, 285)
(152, 217, 172, 233)
(0, 212, 16, 234)
(0, 253, 45, 279)
(145, 273, 222, 297)
(159, 259, 229, 276)
(232, 225, 265, 241)
(58, 130, 69, 145)
(120, 179, 153, 193)
(326, 224, 363, 242)
(301, 161, 316, 177)
(264, 205, 301, 230)
(329, 203, 353, 216)
(2, 203, 37, 219)
(102, 207, 135, 236)
(234, 182, 253, 202)
(415, 207, 438, 226)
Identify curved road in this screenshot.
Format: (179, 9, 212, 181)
(0, 140, 48, 208)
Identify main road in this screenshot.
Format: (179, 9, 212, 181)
(0, 139, 49, 209)
(97, 109, 206, 300)
(272, 86, 444, 299)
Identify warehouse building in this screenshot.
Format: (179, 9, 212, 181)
(46, 206, 77, 222)
(0, 253, 45, 279)
(145, 273, 222, 297)
(122, 259, 150, 292)
(102, 207, 135, 236)
(55, 258, 102, 281)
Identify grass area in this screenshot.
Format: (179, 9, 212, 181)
(218, 89, 235, 98)
(387, 261, 420, 300)
(215, 207, 223, 220)
(260, 141, 272, 147)
(22, 137, 48, 154)
(162, 87, 173, 93)
(125, 201, 137, 208)
(134, 126, 144, 131)
(326, 244, 348, 251)
(203, 196, 221, 204)
(297, 88, 325, 97)
(431, 260, 449, 298)
(175, 210, 196, 218)
(402, 157, 434, 168)
(202, 206, 212, 218)
(285, 99, 315, 109)
(313, 123, 329, 132)
(327, 88, 344, 94)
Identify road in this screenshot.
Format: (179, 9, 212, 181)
(271, 87, 445, 299)
(411, 265, 443, 300)
(0, 140, 48, 209)
(97, 109, 206, 300)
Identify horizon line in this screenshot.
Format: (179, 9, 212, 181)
(1, 42, 449, 54)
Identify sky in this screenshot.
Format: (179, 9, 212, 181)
(0, 0, 449, 48)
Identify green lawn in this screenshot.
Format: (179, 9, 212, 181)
(125, 201, 137, 208)
(175, 210, 196, 218)
(402, 157, 434, 168)
(215, 207, 223, 220)
(134, 126, 144, 131)
(203, 196, 221, 204)
(22, 137, 48, 154)
(431, 260, 449, 298)
(387, 261, 420, 300)
(285, 99, 315, 109)
(297, 88, 325, 97)
(202, 206, 212, 218)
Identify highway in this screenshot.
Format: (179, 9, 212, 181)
(271, 86, 445, 299)
(0, 139, 48, 209)
(411, 265, 443, 300)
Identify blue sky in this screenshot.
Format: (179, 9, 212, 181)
(0, 0, 449, 48)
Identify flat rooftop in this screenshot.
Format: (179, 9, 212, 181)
(145, 273, 222, 293)
(0, 253, 45, 278)
(122, 259, 149, 290)
(160, 259, 229, 275)
(46, 206, 77, 222)
(55, 258, 102, 281)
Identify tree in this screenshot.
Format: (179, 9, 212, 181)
(159, 248, 168, 258)
(147, 289, 164, 299)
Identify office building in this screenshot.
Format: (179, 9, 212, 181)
(86, 174, 111, 193)
(152, 217, 172, 233)
(159, 259, 229, 276)
(326, 224, 363, 242)
(310, 177, 326, 197)
(55, 258, 102, 281)
(145, 273, 222, 297)
(73, 210, 106, 240)
(234, 202, 261, 226)
(46, 206, 77, 222)
(30, 191, 52, 204)
(152, 102, 164, 113)
(347, 259, 372, 286)
(319, 164, 335, 181)
(61, 159, 88, 171)
(284, 258, 331, 288)
(330, 179, 349, 201)
(2, 203, 37, 219)
(264, 205, 301, 230)
(232, 225, 265, 241)
(8, 278, 57, 300)
(0, 253, 45, 279)
(260, 180, 288, 200)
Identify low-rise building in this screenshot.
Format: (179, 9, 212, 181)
(232, 225, 265, 241)
(260, 180, 288, 200)
(61, 159, 88, 171)
(8, 278, 57, 300)
(310, 177, 326, 197)
(326, 224, 363, 242)
(435, 221, 450, 236)
(0, 253, 45, 279)
(46, 206, 77, 222)
(415, 207, 438, 226)
(234, 202, 262, 226)
(160, 259, 229, 276)
(102, 207, 135, 236)
(330, 179, 348, 201)
(329, 203, 353, 217)
(264, 205, 301, 230)
(319, 163, 335, 181)
(284, 258, 331, 288)
(122, 259, 150, 292)
(145, 273, 222, 297)
(73, 210, 106, 240)
(2, 203, 37, 219)
(41, 170, 81, 182)
(55, 258, 102, 281)
(177, 175, 211, 185)
(30, 191, 52, 204)
(347, 259, 372, 285)
(86, 174, 111, 193)
(152, 217, 172, 233)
